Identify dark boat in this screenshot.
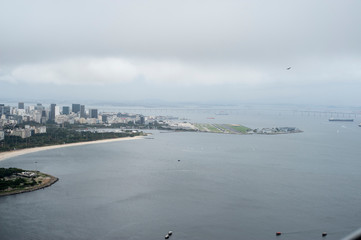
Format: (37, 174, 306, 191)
(329, 118, 354, 122)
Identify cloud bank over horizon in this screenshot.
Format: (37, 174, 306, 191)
(2, 56, 361, 87)
(1, 0, 361, 106)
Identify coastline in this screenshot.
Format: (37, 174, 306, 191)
(0, 136, 144, 162)
(0, 173, 59, 197)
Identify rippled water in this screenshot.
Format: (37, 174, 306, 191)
(1, 110, 361, 240)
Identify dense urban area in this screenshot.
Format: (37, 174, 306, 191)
(0, 102, 159, 151)
(0, 102, 303, 152)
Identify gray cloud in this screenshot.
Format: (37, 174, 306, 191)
(1, 0, 361, 105)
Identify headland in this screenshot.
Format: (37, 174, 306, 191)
(0, 168, 59, 197)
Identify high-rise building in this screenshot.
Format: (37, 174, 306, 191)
(34, 111, 42, 123)
(0, 105, 11, 116)
(18, 102, 25, 109)
(72, 104, 81, 113)
(80, 105, 86, 118)
(102, 115, 108, 123)
(89, 109, 98, 119)
(55, 106, 60, 116)
(49, 104, 56, 122)
(41, 110, 47, 124)
(35, 103, 44, 111)
(140, 115, 145, 125)
(0, 104, 4, 116)
(62, 106, 70, 115)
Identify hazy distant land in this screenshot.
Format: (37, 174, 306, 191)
(165, 123, 302, 135)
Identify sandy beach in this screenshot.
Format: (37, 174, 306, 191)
(0, 136, 144, 162)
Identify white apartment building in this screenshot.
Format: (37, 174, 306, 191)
(0, 130, 4, 141)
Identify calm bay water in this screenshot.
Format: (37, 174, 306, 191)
(1, 110, 361, 240)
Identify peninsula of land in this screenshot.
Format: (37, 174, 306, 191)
(165, 123, 303, 135)
(0, 168, 58, 197)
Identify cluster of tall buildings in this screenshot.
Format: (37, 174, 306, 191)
(70, 104, 97, 119)
(0, 102, 101, 140)
(0, 101, 172, 141)
(0, 102, 99, 126)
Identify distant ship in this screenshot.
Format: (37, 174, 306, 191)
(329, 118, 354, 122)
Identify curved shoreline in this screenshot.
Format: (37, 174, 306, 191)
(0, 136, 144, 162)
(0, 173, 59, 197)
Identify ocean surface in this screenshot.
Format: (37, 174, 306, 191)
(1, 108, 361, 240)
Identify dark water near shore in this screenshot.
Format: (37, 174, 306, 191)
(1, 109, 361, 240)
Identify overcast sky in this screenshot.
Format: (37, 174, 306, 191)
(1, 0, 361, 106)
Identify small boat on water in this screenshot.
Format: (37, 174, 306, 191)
(165, 231, 173, 239)
(329, 118, 354, 122)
